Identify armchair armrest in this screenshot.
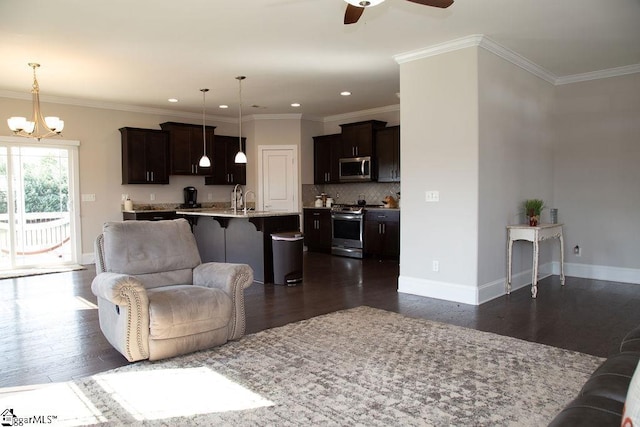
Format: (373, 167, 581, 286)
(193, 263, 253, 340)
(91, 272, 149, 308)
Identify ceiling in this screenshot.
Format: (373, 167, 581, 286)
(1, 0, 639, 120)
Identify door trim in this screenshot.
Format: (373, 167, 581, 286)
(257, 145, 298, 212)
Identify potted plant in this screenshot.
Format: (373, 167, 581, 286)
(523, 199, 544, 226)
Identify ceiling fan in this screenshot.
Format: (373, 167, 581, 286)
(344, 0, 453, 25)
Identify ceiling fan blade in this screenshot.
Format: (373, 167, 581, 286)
(406, 0, 454, 8)
(344, 4, 365, 24)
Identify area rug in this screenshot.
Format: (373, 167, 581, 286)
(0, 306, 603, 426)
(0, 264, 85, 280)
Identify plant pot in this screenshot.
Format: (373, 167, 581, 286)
(529, 216, 539, 226)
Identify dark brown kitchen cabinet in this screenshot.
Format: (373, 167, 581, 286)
(204, 135, 246, 185)
(313, 133, 342, 184)
(160, 122, 216, 176)
(364, 209, 400, 259)
(376, 125, 400, 182)
(339, 120, 387, 158)
(303, 208, 332, 253)
(120, 127, 170, 184)
(123, 211, 177, 221)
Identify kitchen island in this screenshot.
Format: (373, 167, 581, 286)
(176, 209, 300, 283)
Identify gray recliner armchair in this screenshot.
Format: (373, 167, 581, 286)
(91, 219, 253, 362)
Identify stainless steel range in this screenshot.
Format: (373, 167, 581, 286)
(331, 205, 365, 258)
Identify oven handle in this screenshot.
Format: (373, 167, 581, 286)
(331, 213, 363, 221)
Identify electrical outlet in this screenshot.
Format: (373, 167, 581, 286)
(426, 190, 439, 202)
(121, 194, 129, 201)
(150, 193, 156, 201)
(432, 260, 439, 272)
(207, 193, 213, 201)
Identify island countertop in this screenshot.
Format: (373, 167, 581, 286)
(176, 208, 300, 218)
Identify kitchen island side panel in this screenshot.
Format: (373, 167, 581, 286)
(192, 218, 226, 263)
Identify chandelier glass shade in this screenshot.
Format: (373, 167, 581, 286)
(198, 88, 211, 168)
(234, 76, 247, 164)
(7, 63, 64, 141)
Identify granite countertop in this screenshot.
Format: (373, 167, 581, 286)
(175, 208, 300, 218)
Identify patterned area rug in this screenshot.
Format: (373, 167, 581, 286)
(0, 306, 602, 426)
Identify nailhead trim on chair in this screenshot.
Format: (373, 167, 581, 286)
(120, 286, 148, 360)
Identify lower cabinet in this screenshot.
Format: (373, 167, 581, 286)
(303, 208, 332, 253)
(364, 210, 400, 259)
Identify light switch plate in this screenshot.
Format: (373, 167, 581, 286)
(81, 194, 96, 202)
(425, 191, 439, 202)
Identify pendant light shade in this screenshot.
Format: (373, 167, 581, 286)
(235, 76, 247, 164)
(198, 88, 211, 168)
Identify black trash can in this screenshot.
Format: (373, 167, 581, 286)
(271, 231, 304, 286)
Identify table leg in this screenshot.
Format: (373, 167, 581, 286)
(559, 232, 565, 285)
(532, 240, 539, 298)
(506, 232, 513, 294)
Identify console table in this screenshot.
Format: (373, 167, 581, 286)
(506, 224, 565, 298)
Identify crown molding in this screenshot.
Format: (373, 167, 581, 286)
(393, 34, 640, 87)
(478, 36, 557, 84)
(555, 63, 640, 85)
(323, 104, 400, 123)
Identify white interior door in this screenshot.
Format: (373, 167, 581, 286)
(258, 146, 297, 212)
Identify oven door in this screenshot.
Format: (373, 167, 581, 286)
(331, 212, 364, 257)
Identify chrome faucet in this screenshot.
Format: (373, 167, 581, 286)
(232, 184, 243, 212)
(243, 190, 256, 215)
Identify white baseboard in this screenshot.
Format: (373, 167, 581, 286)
(400, 261, 640, 306)
(555, 262, 640, 284)
(81, 252, 95, 265)
(398, 276, 479, 305)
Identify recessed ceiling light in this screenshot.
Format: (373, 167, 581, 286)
(168, 98, 178, 103)
(219, 105, 229, 109)
(291, 103, 301, 107)
(340, 91, 351, 96)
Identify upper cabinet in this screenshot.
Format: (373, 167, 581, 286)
(313, 133, 342, 184)
(375, 125, 400, 183)
(120, 127, 169, 185)
(160, 122, 216, 176)
(204, 135, 246, 185)
(339, 120, 387, 158)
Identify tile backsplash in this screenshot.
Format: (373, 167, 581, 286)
(303, 182, 400, 207)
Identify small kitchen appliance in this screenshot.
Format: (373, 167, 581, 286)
(181, 186, 201, 208)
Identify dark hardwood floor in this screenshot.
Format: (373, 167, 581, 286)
(2, 252, 639, 389)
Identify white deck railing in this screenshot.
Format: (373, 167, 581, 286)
(0, 212, 71, 255)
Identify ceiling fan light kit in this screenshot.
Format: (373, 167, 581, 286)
(344, 0, 453, 25)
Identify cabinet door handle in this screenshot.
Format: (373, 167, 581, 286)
(231, 173, 234, 182)
(146, 171, 149, 182)
(382, 223, 386, 234)
(378, 223, 382, 234)
(151, 171, 154, 182)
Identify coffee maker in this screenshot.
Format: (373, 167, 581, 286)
(181, 186, 201, 208)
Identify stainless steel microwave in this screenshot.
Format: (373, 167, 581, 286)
(339, 156, 372, 182)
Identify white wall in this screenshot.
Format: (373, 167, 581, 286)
(554, 73, 640, 282)
(397, 47, 480, 304)
(477, 48, 555, 301)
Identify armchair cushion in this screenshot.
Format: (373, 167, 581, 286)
(102, 219, 201, 275)
(147, 285, 232, 340)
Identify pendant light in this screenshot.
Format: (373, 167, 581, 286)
(198, 88, 211, 168)
(7, 63, 64, 141)
(234, 76, 247, 164)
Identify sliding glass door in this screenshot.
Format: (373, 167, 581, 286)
(0, 138, 81, 270)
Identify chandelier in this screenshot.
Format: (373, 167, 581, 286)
(198, 88, 211, 167)
(7, 63, 64, 141)
(234, 76, 247, 164)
